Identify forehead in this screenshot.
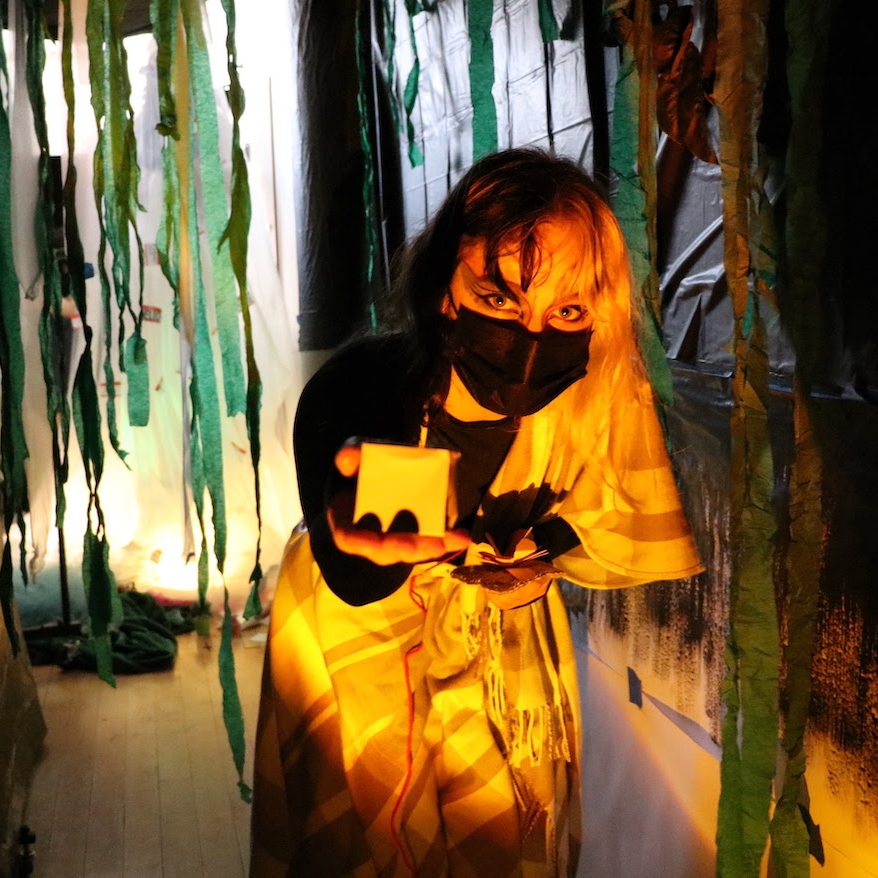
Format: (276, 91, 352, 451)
(459, 218, 593, 292)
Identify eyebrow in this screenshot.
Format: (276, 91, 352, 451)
(463, 255, 586, 308)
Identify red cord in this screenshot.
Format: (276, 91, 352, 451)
(389, 548, 467, 875)
(389, 576, 427, 876)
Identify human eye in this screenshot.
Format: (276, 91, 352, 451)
(551, 303, 587, 325)
(476, 289, 519, 314)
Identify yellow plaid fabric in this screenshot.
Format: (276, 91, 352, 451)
(251, 532, 581, 877)
(250, 396, 701, 877)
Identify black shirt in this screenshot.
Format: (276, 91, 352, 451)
(294, 334, 579, 606)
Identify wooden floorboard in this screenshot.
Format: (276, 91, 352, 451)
(23, 627, 266, 878)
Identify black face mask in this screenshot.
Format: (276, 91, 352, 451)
(443, 305, 593, 416)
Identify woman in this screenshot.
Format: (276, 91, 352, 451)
(250, 149, 702, 877)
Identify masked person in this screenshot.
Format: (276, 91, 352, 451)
(250, 149, 703, 877)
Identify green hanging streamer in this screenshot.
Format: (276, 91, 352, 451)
(0, 19, 30, 652)
(607, 1, 673, 405)
(22, 0, 69, 529)
(217, 0, 264, 614)
(187, 164, 228, 578)
(70, 346, 107, 547)
(153, 0, 181, 140)
(82, 522, 120, 687)
(87, 0, 147, 457)
(150, 0, 255, 802)
(220, 587, 252, 801)
(538, 0, 560, 42)
(63, 0, 123, 681)
(402, 1, 424, 167)
(69, 265, 121, 688)
(468, 0, 498, 160)
(767, 0, 830, 872)
(402, 60, 423, 167)
(156, 121, 182, 313)
(150, 0, 182, 331)
(188, 398, 211, 610)
(376, 0, 423, 168)
(151, 0, 227, 587)
(125, 331, 151, 427)
(381, 0, 400, 132)
(180, 0, 247, 419)
(713, 1, 779, 875)
(216, 0, 261, 799)
(355, 0, 380, 315)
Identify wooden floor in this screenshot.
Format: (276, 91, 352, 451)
(23, 628, 266, 878)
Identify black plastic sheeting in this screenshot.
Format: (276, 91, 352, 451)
(293, 0, 378, 350)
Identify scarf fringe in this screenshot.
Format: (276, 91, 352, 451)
(464, 602, 572, 768)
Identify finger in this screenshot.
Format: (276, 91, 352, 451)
(331, 527, 395, 564)
(330, 527, 468, 566)
(444, 530, 471, 553)
(383, 533, 451, 564)
(332, 529, 434, 566)
(334, 444, 362, 478)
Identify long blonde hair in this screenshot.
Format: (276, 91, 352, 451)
(545, 198, 652, 468)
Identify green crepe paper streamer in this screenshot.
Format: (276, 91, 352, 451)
(151, 0, 228, 595)
(0, 27, 29, 510)
(220, 587, 252, 801)
(403, 57, 424, 168)
(149, 0, 182, 329)
(125, 331, 151, 427)
(714, 1, 779, 875)
(381, 0, 418, 168)
(22, 0, 69, 527)
(156, 131, 182, 317)
(71, 337, 107, 531)
(381, 0, 400, 134)
(719, 363, 777, 878)
(83, 524, 122, 687)
(70, 304, 116, 688)
(401, 1, 424, 167)
(187, 161, 228, 578)
(608, 10, 673, 406)
(188, 353, 214, 614)
(468, 0, 498, 160)
(153, 0, 181, 140)
(150, 3, 250, 800)
(243, 584, 262, 622)
(538, 0, 560, 42)
(768, 0, 830, 872)
(376, 1, 424, 172)
(150, 0, 182, 317)
(355, 0, 380, 312)
(180, 0, 247, 419)
(216, 0, 261, 786)
(0, 26, 30, 652)
(87, 0, 142, 461)
(63, 0, 120, 691)
(149, 0, 180, 331)
(87, 0, 146, 325)
(188, 383, 210, 611)
(217, 0, 264, 613)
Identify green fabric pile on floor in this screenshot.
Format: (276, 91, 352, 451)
(27, 590, 197, 674)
